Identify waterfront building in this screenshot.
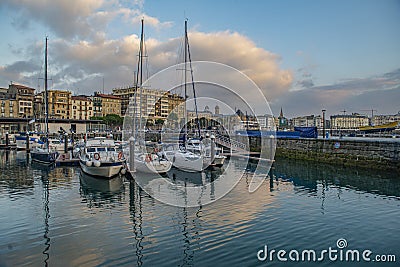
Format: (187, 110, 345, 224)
(112, 86, 138, 116)
(215, 105, 220, 115)
(167, 93, 185, 123)
(257, 114, 275, 130)
(0, 99, 17, 119)
(71, 96, 93, 120)
(8, 83, 35, 119)
(112, 86, 185, 122)
(330, 113, 369, 129)
(48, 90, 71, 119)
(94, 93, 121, 117)
(187, 107, 213, 125)
(277, 107, 288, 129)
(372, 113, 400, 127)
(37, 89, 71, 119)
(90, 93, 102, 117)
(153, 90, 170, 119)
(292, 114, 323, 128)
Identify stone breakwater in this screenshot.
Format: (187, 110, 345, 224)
(235, 135, 400, 172)
(275, 138, 400, 172)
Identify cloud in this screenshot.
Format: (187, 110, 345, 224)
(1, 0, 172, 41)
(0, 1, 292, 100)
(186, 31, 293, 100)
(272, 69, 400, 117)
(1, 0, 104, 40)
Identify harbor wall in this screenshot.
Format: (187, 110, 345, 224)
(276, 138, 400, 171)
(236, 136, 400, 172)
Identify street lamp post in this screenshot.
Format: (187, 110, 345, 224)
(322, 109, 326, 138)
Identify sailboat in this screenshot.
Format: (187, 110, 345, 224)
(31, 37, 58, 165)
(127, 19, 172, 174)
(164, 20, 204, 172)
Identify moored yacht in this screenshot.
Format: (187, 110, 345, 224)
(79, 137, 126, 178)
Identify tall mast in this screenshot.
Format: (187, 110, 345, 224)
(44, 37, 49, 150)
(137, 19, 144, 137)
(139, 19, 144, 134)
(184, 19, 188, 146)
(186, 23, 201, 138)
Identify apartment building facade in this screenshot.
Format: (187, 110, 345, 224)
(330, 113, 369, 129)
(93, 93, 121, 117)
(8, 84, 35, 118)
(71, 96, 94, 120)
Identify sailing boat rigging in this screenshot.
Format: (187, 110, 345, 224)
(164, 20, 204, 172)
(31, 37, 58, 165)
(127, 19, 172, 174)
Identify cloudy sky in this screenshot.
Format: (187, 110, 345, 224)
(0, 0, 399, 118)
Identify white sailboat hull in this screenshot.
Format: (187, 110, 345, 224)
(167, 150, 204, 172)
(134, 158, 172, 174)
(79, 160, 123, 178)
(127, 152, 172, 174)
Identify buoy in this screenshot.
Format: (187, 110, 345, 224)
(120, 168, 126, 175)
(93, 160, 101, 167)
(86, 160, 93, 167)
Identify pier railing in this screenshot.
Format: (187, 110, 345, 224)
(214, 134, 248, 153)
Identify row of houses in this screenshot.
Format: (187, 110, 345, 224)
(277, 109, 400, 130)
(0, 83, 186, 121)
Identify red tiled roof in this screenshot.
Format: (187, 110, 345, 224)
(72, 96, 91, 101)
(96, 93, 121, 100)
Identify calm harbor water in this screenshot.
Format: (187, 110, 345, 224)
(0, 150, 399, 266)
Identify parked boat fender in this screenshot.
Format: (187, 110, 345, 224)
(118, 151, 123, 160)
(86, 160, 93, 167)
(93, 160, 101, 167)
(120, 168, 126, 175)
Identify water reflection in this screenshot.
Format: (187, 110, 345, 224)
(41, 171, 50, 267)
(273, 156, 400, 198)
(79, 172, 125, 209)
(179, 205, 202, 267)
(129, 181, 143, 266)
(0, 150, 399, 267)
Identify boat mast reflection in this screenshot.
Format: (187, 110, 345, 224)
(178, 179, 202, 266)
(129, 180, 144, 266)
(41, 170, 51, 267)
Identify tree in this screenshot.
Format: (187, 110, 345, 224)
(103, 114, 123, 128)
(155, 118, 164, 130)
(146, 119, 154, 127)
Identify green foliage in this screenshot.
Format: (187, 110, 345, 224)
(155, 118, 164, 125)
(90, 114, 123, 128)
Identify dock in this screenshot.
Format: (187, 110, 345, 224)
(55, 152, 80, 166)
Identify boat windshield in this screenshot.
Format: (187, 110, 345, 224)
(87, 148, 96, 153)
(108, 148, 115, 152)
